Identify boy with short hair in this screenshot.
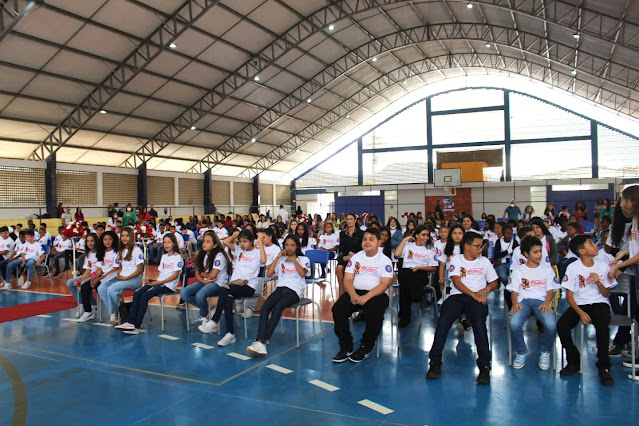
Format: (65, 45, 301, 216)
(508, 236, 559, 370)
(4, 230, 44, 289)
(557, 234, 617, 386)
(494, 225, 517, 286)
(331, 228, 393, 363)
(49, 233, 73, 278)
(426, 232, 499, 385)
(0, 226, 15, 285)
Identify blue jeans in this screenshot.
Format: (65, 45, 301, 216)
(257, 287, 299, 342)
(509, 298, 557, 354)
(67, 276, 95, 305)
(429, 294, 490, 368)
(5, 258, 35, 282)
(98, 276, 142, 315)
(148, 244, 162, 264)
(180, 281, 222, 317)
(128, 285, 173, 328)
(495, 263, 510, 286)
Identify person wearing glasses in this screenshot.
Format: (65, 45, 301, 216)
(426, 231, 499, 385)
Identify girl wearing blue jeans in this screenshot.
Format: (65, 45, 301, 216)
(117, 233, 183, 334)
(507, 236, 559, 370)
(98, 227, 144, 324)
(67, 234, 99, 316)
(180, 230, 231, 325)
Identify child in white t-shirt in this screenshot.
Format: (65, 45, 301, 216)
(180, 230, 231, 324)
(69, 234, 100, 320)
(247, 234, 311, 357)
(97, 227, 144, 324)
(50, 234, 73, 278)
(427, 232, 499, 385)
(507, 236, 559, 370)
(198, 229, 266, 347)
(557, 234, 616, 386)
(4, 230, 44, 289)
(331, 228, 393, 363)
(117, 233, 183, 334)
(242, 228, 281, 319)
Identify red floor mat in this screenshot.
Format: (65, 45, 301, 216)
(0, 296, 77, 323)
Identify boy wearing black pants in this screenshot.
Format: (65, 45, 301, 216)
(557, 234, 617, 386)
(332, 228, 393, 363)
(426, 232, 499, 385)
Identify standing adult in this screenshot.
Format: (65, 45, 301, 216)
(122, 204, 137, 227)
(61, 207, 73, 226)
(276, 204, 289, 223)
(162, 208, 170, 221)
(336, 213, 364, 295)
(503, 200, 522, 222)
(600, 199, 613, 219)
(57, 203, 64, 218)
(75, 207, 85, 223)
(138, 208, 151, 223)
(148, 205, 158, 219)
(435, 200, 444, 219)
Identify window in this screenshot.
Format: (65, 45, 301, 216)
(0, 166, 45, 206)
(510, 93, 590, 140)
(362, 150, 428, 184)
(297, 142, 358, 188)
(431, 89, 504, 111)
(510, 140, 592, 180)
(597, 125, 639, 178)
(57, 170, 97, 206)
(362, 102, 426, 149)
(432, 110, 505, 144)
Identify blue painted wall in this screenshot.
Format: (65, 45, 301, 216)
(334, 192, 385, 224)
(546, 184, 614, 220)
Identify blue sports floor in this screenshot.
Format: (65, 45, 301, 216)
(0, 289, 637, 425)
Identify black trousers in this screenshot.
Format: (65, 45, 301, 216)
(332, 290, 389, 352)
(429, 294, 491, 368)
(557, 303, 611, 370)
(80, 280, 99, 312)
(398, 268, 429, 321)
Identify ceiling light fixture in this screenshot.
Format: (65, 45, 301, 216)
(169, 43, 177, 49)
(190, 126, 197, 130)
(571, 70, 577, 76)
(251, 138, 257, 143)
(346, 114, 350, 118)
(296, 148, 300, 152)
(466, 2, 473, 9)
(307, 98, 312, 103)
(573, 33, 580, 39)
(403, 80, 407, 84)
(328, 24, 335, 31)
(253, 76, 260, 81)
(99, 110, 107, 114)
(372, 57, 377, 62)
(485, 43, 491, 48)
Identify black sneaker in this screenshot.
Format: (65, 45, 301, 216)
(560, 363, 580, 376)
(599, 369, 614, 386)
(348, 346, 371, 363)
(53, 272, 61, 278)
(461, 317, 471, 331)
(609, 344, 623, 357)
(176, 300, 186, 309)
(476, 366, 491, 385)
(331, 349, 352, 363)
(425, 362, 442, 380)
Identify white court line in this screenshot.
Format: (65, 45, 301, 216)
(266, 364, 293, 374)
(36, 314, 52, 318)
(309, 379, 340, 392)
(92, 323, 113, 327)
(192, 343, 214, 350)
(357, 399, 394, 415)
(158, 334, 179, 341)
(62, 318, 79, 322)
(227, 352, 250, 361)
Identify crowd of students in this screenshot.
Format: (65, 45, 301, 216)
(1, 191, 638, 388)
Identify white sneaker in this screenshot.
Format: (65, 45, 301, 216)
(246, 341, 267, 357)
(123, 328, 140, 335)
(242, 306, 254, 319)
(21, 281, 31, 289)
(77, 312, 95, 322)
(194, 316, 208, 325)
(538, 351, 551, 370)
(1, 282, 10, 290)
(217, 332, 236, 347)
(17, 276, 24, 286)
(115, 322, 135, 330)
(198, 320, 218, 334)
(513, 353, 526, 369)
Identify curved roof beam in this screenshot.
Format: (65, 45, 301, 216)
(27, 0, 221, 162)
(118, 0, 639, 169)
(184, 22, 639, 174)
(235, 51, 636, 178)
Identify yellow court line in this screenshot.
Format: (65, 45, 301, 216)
(0, 353, 28, 426)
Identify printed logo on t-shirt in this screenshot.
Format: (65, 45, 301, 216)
(460, 267, 466, 278)
(139, 253, 144, 261)
(177, 261, 182, 268)
(436, 248, 442, 256)
(562, 274, 568, 282)
(407, 250, 414, 259)
(449, 265, 455, 272)
(553, 276, 560, 284)
(545, 256, 550, 263)
(354, 262, 361, 274)
(578, 275, 586, 287)
(507, 278, 512, 284)
(214, 259, 221, 267)
(385, 265, 392, 273)
(346, 260, 352, 267)
(521, 278, 530, 289)
(281, 262, 286, 274)
(519, 258, 525, 265)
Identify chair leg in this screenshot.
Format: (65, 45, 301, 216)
(296, 307, 300, 348)
(244, 300, 248, 340)
(507, 313, 512, 366)
(185, 302, 191, 332)
(579, 323, 585, 374)
(160, 297, 165, 332)
(316, 302, 323, 340)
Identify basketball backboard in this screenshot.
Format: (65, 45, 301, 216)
(434, 168, 462, 187)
